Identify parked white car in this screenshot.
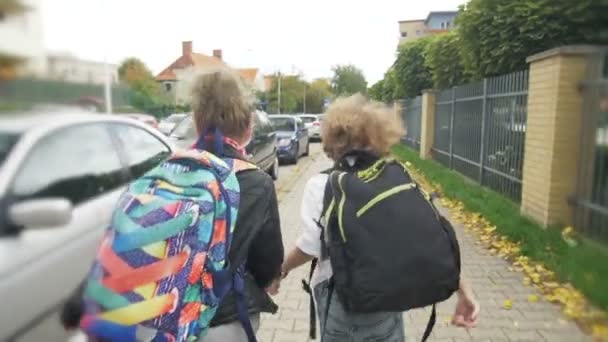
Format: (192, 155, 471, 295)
(0, 111, 173, 341)
(158, 113, 188, 135)
(297, 114, 323, 141)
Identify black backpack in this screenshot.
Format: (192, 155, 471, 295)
(303, 151, 461, 342)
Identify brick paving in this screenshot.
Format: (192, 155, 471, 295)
(260, 145, 591, 342)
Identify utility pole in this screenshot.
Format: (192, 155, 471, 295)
(100, 0, 112, 114)
(104, 58, 113, 114)
(277, 71, 282, 114)
(303, 84, 307, 113)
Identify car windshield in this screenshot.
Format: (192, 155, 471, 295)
(270, 117, 296, 132)
(300, 116, 316, 124)
(0, 132, 21, 167)
(171, 116, 196, 139)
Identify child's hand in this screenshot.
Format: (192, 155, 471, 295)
(265, 278, 281, 296)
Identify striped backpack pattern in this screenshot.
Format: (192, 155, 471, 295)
(80, 149, 256, 342)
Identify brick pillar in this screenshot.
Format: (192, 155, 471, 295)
(521, 46, 602, 226)
(420, 90, 436, 159)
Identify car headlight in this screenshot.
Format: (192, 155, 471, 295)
(277, 138, 292, 147)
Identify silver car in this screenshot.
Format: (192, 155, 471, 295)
(297, 114, 323, 141)
(158, 113, 188, 136)
(0, 111, 173, 341)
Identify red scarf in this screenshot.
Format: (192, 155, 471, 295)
(192, 135, 247, 157)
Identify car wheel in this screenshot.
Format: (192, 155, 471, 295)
(269, 156, 279, 180)
(291, 144, 299, 164)
(303, 142, 310, 156)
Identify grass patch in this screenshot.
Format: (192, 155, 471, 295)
(392, 144, 608, 312)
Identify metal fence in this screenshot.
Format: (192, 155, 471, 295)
(0, 78, 132, 111)
(432, 70, 529, 202)
(572, 50, 608, 243)
(401, 96, 422, 150)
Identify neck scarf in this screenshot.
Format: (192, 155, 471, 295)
(192, 135, 247, 157)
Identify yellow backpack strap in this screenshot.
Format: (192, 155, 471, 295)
(232, 159, 258, 173)
(356, 158, 392, 182)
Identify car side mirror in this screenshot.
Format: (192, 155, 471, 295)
(9, 198, 73, 229)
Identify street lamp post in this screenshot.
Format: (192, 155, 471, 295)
(277, 71, 282, 114)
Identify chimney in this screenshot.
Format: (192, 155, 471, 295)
(213, 49, 223, 60)
(182, 41, 193, 56)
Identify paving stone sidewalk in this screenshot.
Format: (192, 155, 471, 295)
(259, 148, 591, 342)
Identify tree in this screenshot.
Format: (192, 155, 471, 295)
(304, 78, 332, 113)
(425, 31, 469, 89)
(331, 65, 368, 96)
(368, 79, 385, 102)
(393, 37, 433, 98)
(0, 54, 24, 80)
(265, 74, 308, 114)
(118, 57, 159, 96)
(117, 57, 170, 116)
(457, 0, 608, 78)
(0, 0, 29, 15)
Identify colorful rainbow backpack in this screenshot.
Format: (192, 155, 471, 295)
(80, 141, 257, 342)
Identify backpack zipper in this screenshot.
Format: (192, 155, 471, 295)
(356, 183, 417, 218)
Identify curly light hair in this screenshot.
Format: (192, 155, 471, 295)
(321, 94, 405, 160)
(190, 68, 254, 139)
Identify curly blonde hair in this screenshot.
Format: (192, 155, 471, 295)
(190, 68, 254, 139)
(321, 94, 405, 160)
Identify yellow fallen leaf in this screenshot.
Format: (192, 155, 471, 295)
(503, 299, 513, 310)
(528, 294, 539, 303)
(561, 226, 578, 247)
(592, 324, 608, 338)
(543, 282, 559, 288)
(530, 273, 541, 283)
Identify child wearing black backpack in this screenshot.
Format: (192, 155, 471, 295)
(281, 94, 479, 342)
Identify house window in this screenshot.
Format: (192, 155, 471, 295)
(441, 22, 445, 29)
(165, 83, 172, 92)
(446, 21, 451, 29)
(416, 30, 421, 36)
(400, 31, 408, 38)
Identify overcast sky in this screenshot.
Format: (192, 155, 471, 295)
(40, 0, 464, 84)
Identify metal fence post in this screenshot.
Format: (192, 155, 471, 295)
(478, 78, 488, 184)
(448, 87, 456, 169)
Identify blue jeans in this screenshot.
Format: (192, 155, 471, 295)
(314, 281, 405, 342)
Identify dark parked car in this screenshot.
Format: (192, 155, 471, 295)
(269, 115, 309, 164)
(167, 111, 279, 180)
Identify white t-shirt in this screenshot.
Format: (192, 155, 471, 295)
(295, 173, 333, 288)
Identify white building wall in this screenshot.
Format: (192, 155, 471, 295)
(46, 55, 118, 85)
(0, 0, 47, 77)
(252, 71, 265, 92)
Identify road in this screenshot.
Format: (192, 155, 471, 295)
(19, 143, 590, 341)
